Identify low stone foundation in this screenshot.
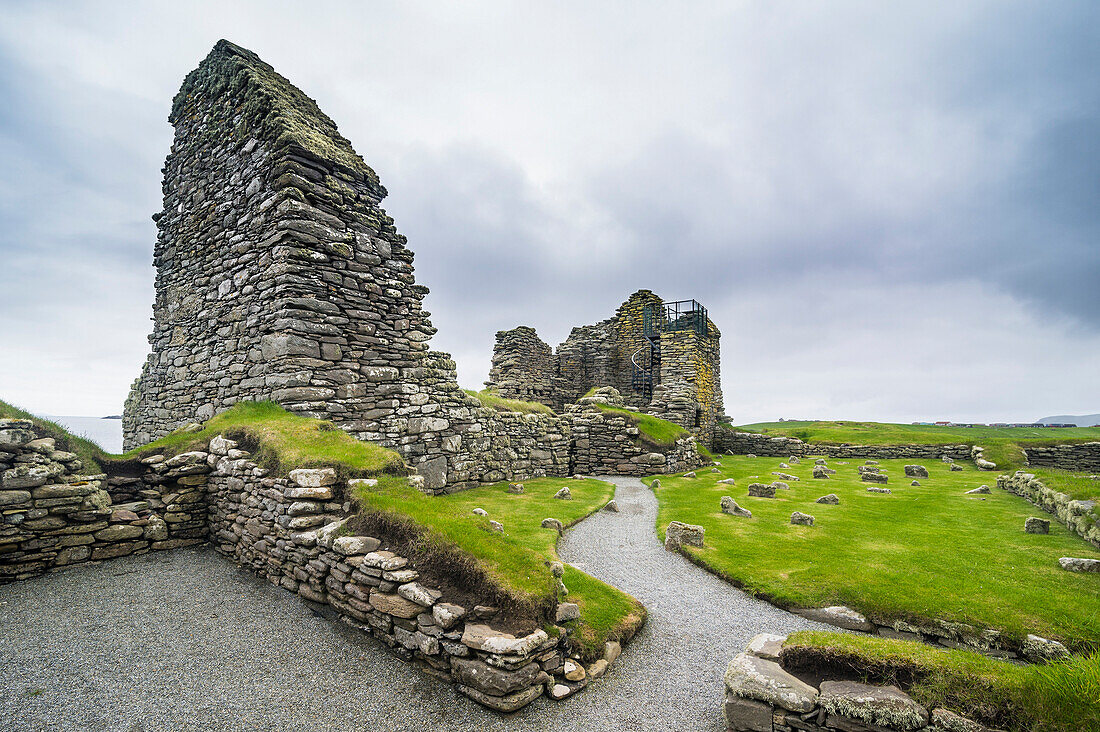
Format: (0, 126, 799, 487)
(1024, 442, 1100, 473)
(566, 399, 704, 477)
(724, 633, 997, 732)
(713, 429, 972, 462)
(998, 471, 1099, 549)
(0, 418, 204, 583)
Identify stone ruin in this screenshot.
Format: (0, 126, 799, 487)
(486, 290, 724, 447)
(122, 40, 713, 492)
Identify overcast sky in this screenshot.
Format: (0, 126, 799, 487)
(1, 1, 1097, 425)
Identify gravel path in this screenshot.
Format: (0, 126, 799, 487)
(0, 476, 831, 731)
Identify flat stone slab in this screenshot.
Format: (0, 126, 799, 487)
(792, 606, 875, 632)
(1059, 557, 1100, 572)
(745, 633, 786, 661)
(819, 680, 929, 730)
(724, 653, 818, 713)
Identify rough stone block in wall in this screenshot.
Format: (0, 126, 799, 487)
(1024, 442, 1100, 473)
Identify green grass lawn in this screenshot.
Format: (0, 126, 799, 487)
(784, 631, 1100, 732)
(651, 455, 1100, 649)
(353, 476, 644, 658)
(0, 399, 108, 473)
(121, 401, 405, 477)
(733, 420, 1100, 471)
(1028, 466, 1100, 503)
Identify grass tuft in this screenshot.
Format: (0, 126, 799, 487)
(463, 389, 554, 415)
(595, 404, 689, 447)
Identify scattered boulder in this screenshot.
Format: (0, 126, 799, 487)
(815, 459, 827, 466)
(789, 456, 801, 464)
(1059, 557, 1100, 572)
(950, 463, 964, 471)
(682, 471, 697, 478)
(965, 486, 990, 495)
(812, 466, 830, 479)
(1024, 517, 1050, 534)
(555, 603, 581, 622)
(778, 462, 790, 469)
(865, 460, 879, 466)
(769, 481, 790, 491)
(720, 496, 752, 518)
(910, 480, 920, 487)
(867, 487, 892, 494)
(816, 494, 840, 505)
(665, 521, 705, 551)
(541, 517, 564, 535)
(650, 479, 661, 488)
(858, 466, 881, 474)
(489, 520, 504, 533)
(976, 458, 997, 471)
(861, 472, 888, 485)
(507, 482, 524, 494)
(472, 507, 488, 516)
(711, 467, 721, 473)
(790, 511, 814, 526)
(603, 500, 618, 512)
(771, 472, 799, 481)
(554, 487, 572, 500)
(718, 478, 737, 485)
(747, 483, 776, 498)
(904, 465, 929, 478)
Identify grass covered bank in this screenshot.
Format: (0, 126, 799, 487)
(352, 476, 644, 658)
(783, 631, 1100, 732)
(0, 399, 108, 473)
(650, 455, 1100, 649)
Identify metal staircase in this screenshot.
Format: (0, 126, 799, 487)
(630, 299, 710, 399)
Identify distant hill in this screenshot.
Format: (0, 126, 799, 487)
(1036, 413, 1100, 427)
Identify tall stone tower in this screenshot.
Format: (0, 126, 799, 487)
(124, 41, 439, 451)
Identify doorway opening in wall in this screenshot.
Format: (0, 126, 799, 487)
(694, 405, 702, 429)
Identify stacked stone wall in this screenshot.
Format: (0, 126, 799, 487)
(1024, 442, 1100, 473)
(714, 428, 972, 461)
(567, 404, 704, 477)
(998, 471, 1099, 549)
(486, 326, 559, 409)
(0, 418, 205, 583)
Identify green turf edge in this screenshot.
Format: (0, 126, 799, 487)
(351, 476, 645, 661)
(463, 388, 555, 415)
(783, 631, 1100, 732)
(594, 404, 690, 448)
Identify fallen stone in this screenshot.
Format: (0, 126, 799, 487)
(587, 659, 609, 679)
(747, 483, 775, 498)
(867, 487, 892, 494)
(950, 464, 964, 471)
(793, 606, 875, 632)
(1021, 634, 1069, 663)
(861, 472, 889, 484)
(721, 496, 752, 518)
(965, 486, 990, 495)
(724, 653, 818, 713)
(555, 603, 580, 622)
(813, 466, 830, 479)
(770, 481, 790, 491)
(904, 465, 929, 478)
(650, 479, 661, 488)
(1024, 517, 1050, 534)
(818, 680, 929, 730)
(790, 511, 815, 526)
(554, 487, 572, 500)
(603, 500, 618, 512)
(1059, 557, 1100, 572)
(489, 520, 504, 533)
(472, 508, 488, 516)
(664, 521, 705, 550)
(541, 517, 563, 534)
(816, 494, 840, 505)
(717, 478, 737, 485)
(682, 471, 696, 478)
(911, 480, 920, 487)
(771, 472, 799, 481)
(815, 459, 827, 465)
(507, 482, 524, 494)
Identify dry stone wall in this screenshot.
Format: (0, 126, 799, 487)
(1024, 442, 1100, 473)
(714, 428, 972, 462)
(0, 418, 205, 583)
(998, 471, 1099, 549)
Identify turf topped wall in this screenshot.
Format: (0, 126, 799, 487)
(999, 471, 1099, 549)
(0, 418, 204, 583)
(715, 428, 972, 462)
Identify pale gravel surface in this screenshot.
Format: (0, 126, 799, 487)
(0, 476, 832, 731)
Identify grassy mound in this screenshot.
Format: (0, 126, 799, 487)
(734, 420, 1100, 470)
(651, 455, 1100, 649)
(463, 388, 554, 415)
(0, 399, 107, 473)
(595, 404, 689, 447)
(784, 631, 1100, 732)
(123, 401, 405, 478)
(352, 476, 644, 658)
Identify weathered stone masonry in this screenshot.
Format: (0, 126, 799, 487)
(122, 42, 703, 492)
(486, 290, 725, 448)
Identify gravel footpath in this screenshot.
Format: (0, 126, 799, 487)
(0, 476, 832, 731)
